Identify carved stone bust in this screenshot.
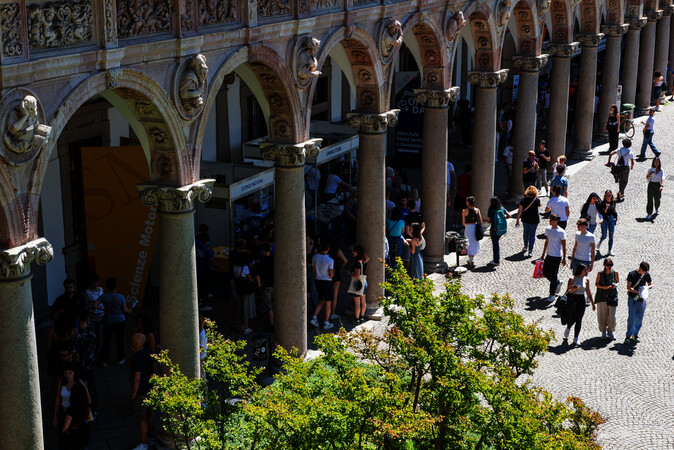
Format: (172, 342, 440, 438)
(446, 11, 466, 42)
(296, 36, 322, 85)
(2, 94, 51, 163)
(178, 54, 209, 116)
(381, 19, 403, 60)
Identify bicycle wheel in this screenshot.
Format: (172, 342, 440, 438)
(624, 120, 634, 138)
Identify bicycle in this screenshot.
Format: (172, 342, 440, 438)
(618, 113, 635, 138)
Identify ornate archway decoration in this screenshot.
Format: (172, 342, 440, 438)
(579, 0, 600, 33)
(513, 1, 540, 55)
(465, 5, 500, 71)
(550, 0, 572, 42)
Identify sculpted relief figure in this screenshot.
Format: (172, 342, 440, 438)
(179, 54, 208, 114)
(498, 0, 513, 27)
(3, 95, 51, 157)
(381, 20, 403, 58)
(446, 11, 466, 42)
(296, 37, 322, 83)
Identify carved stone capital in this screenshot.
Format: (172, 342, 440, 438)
(0, 238, 53, 281)
(628, 17, 648, 29)
(467, 70, 509, 88)
(137, 180, 215, 215)
(512, 54, 549, 72)
(259, 138, 322, 167)
(546, 42, 580, 57)
(413, 88, 460, 108)
(578, 33, 605, 47)
(664, 6, 674, 16)
(601, 23, 629, 37)
(646, 10, 663, 21)
(347, 110, 400, 134)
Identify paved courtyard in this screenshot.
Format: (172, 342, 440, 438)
(439, 103, 674, 449)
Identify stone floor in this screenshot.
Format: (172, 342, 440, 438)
(431, 102, 674, 449)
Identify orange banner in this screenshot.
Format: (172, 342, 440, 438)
(81, 146, 157, 306)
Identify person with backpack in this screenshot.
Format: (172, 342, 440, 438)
(608, 138, 634, 202)
(486, 197, 511, 266)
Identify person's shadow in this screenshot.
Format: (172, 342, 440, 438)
(609, 341, 636, 357)
(579, 336, 611, 350)
(525, 295, 553, 311)
(548, 340, 573, 355)
(472, 265, 496, 273)
(505, 252, 528, 262)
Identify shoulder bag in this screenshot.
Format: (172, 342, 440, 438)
(234, 266, 254, 296)
(347, 262, 367, 296)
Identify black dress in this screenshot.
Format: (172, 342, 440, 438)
(606, 115, 619, 151)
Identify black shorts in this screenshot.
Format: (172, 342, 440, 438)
(315, 280, 333, 301)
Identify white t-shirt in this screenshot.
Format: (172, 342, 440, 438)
(305, 166, 321, 190)
(312, 253, 334, 281)
(616, 147, 634, 166)
(324, 174, 343, 194)
(587, 203, 599, 225)
(502, 146, 514, 165)
(446, 162, 455, 186)
(648, 168, 664, 183)
(233, 265, 250, 279)
(546, 196, 570, 221)
(551, 162, 567, 176)
(645, 116, 655, 131)
(574, 232, 595, 262)
(545, 226, 566, 257)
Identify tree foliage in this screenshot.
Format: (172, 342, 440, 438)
(146, 263, 603, 449)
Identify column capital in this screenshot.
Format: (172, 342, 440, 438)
(578, 33, 605, 47)
(347, 110, 400, 134)
(662, 6, 673, 16)
(259, 138, 322, 167)
(646, 10, 663, 21)
(601, 23, 629, 37)
(512, 54, 549, 72)
(0, 238, 53, 281)
(628, 17, 648, 29)
(467, 70, 509, 88)
(413, 87, 460, 108)
(137, 180, 215, 214)
(546, 42, 580, 57)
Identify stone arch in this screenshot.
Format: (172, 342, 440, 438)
(464, 3, 501, 70)
(311, 26, 386, 116)
(507, 0, 543, 55)
(400, 13, 450, 89)
(579, 0, 601, 33)
(549, 0, 574, 42)
(50, 68, 189, 186)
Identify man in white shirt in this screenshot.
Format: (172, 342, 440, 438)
(570, 218, 596, 273)
(609, 138, 635, 201)
(638, 107, 661, 159)
(540, 214, 567, 302)
(502, 137, 514, 192)
(545, 185, 571, 229)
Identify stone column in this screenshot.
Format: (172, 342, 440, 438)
(347, 110, 399, 309)
(573, 33, 604, 159)
(512, 55, 549, 197)
(260, 139, 321, 355)
(137, 180, 214, 378)
(597, 24, 629, 141)
(546, 42, 579, 164)
(622, 18, 647, 105)
(670, 13, 674, 85)
(636, 11, 662, 115)
(0, 238, 53, 450)
(414, 87, 459, 273)
(654, 8, 672, 83)
(467, 70, 509, 213)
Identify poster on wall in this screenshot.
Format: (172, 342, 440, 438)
(81, 146, 157, 306)
(394, 73, 423, 164)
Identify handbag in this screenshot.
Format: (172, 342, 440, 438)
(347, 262, 366, 296)
(533, 259, 545, 279)
(474, 223, 484, 241)
(419, 236, 426, 251)
(234, 266, 254, 296)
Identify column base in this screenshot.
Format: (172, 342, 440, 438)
(365, 307, 384, 321)
(573, 147, 596, 160)
(423, 257, 448, 274)
(595, 130, 609, 142)
(635, 106, 652, 116)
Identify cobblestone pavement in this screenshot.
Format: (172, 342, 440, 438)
(431, 103, 674, 449)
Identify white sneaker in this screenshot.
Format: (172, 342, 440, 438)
(310, 317, 319, 328)
(527, 251, 533, 258)
(563, 327, 570, 339)
(609, 251, 616, 256)
(656, 208, 659, 214)
(546, 295, 556, 303)
(488, 260, 499, 266)
(573, 337, 580, 346)
(323, 322, 334, 330)
(132, 444, 149, 450)
(601, 331, 607, 339)
(330, 314, 339, 320)
(646, 214, 653, 220)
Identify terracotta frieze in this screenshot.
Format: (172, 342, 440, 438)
(26, 0, 93, 50)
(117, 0, 172, 38)
(199, 0, 238, 25)
(257, 0, 289, 18)
(0, 3, 24, 57)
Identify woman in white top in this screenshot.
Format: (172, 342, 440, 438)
(646, 156, 664, 220)
(579, 193, 602, 234)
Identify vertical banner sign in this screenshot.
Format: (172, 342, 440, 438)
(394, 73, 423, 161)
(81, 147, 157, 306)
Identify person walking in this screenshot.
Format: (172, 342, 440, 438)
(232, 252, 256, 335)
(515, 185, 541, 257)
(646, 156, 664, 220)
(652, 72, 664, 110)
(486, 196, 511, 266)
(594, 258, 619, 340)
(310, 241, 335, 330)
(535, 140, 551, 196)
(462, 196, 483, 270)
(638, 108, 660, 159)
(570, 218, 596, 274)
(404, 223, 424, 280)
(549, 164, 569, 198)
(386, 207, 406, 268)
(608, 138, 634, 201)
(579, 192, 602, 234)
(597, 190, 618, 256)
(522, 150, 539, 193)
(347, 245, 368, 324)
(561, 264, 595, 346)
(624, 261, 653, 344)
(540, 213, 567, 302)
(604, 104, 620, 153)
(100, 277, 133, 366)
(545, 185, 571, 229)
